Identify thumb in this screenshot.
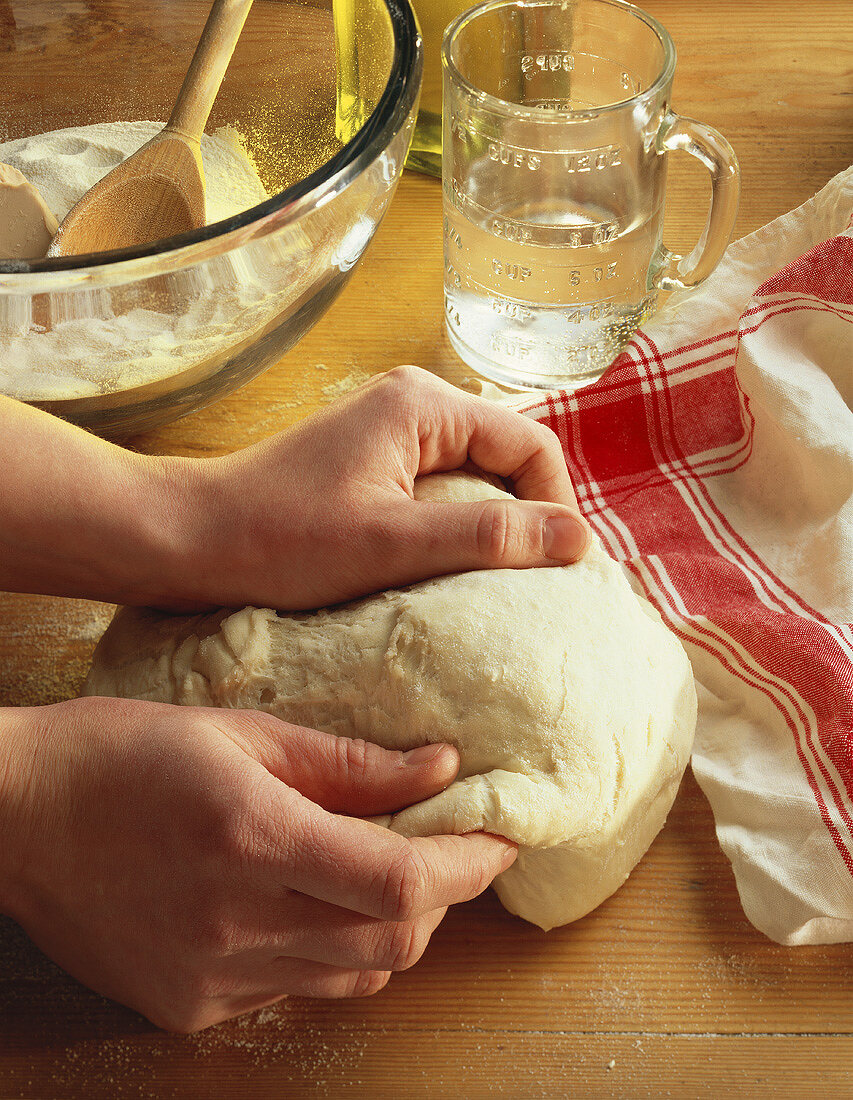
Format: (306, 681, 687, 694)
(231, 712, 461, 816)
(371, 498, 590, 585)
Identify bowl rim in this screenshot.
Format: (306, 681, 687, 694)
(0, 0, 421, 289)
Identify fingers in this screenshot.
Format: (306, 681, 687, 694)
(462, 396, 580, 511)
(233, 713, 460, 816)
(362, 497, 589, 586)
(241, 959, 393, 1000)
(157, 966, 389, 1031)
(378, 365, 579, 509)
(315, 822, 513, 923)
(256, 788, 517, 921)
(292, 904, 444, 972)
(245, 894, 448, 971)
(167, 895, 448, 1029)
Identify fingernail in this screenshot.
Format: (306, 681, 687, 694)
(501, 844, 518, 870)
(543, 514, 589, 561)
(403, 744, 446, 767)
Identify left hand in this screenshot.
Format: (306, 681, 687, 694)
(0, 697, 515, 1032)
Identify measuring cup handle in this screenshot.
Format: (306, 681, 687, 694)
(653, 110, 740, 291)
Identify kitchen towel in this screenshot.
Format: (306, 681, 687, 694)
(520, 166, 853, 945)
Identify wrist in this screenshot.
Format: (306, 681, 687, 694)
(119, 451, 216, 609)
(135, 452, 234, 610)
(43, 445, 206, 610)
(142, 446, 303, 611)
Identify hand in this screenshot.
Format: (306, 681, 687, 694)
(0, 697, 515, 1032)
(0, 366, 587, 609)
(164, 365, 590, 610)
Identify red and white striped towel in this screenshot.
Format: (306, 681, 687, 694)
(520, 166, 853, 945)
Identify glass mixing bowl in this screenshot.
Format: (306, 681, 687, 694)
(0, 0, 421, 436)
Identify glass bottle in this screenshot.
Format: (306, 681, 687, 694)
(334, 0, 470, 177)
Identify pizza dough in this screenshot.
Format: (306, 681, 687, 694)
(84, 472, 697, 930)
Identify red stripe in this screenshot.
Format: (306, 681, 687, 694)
(585, 471, 853, 863)
(524, 291, 853, 421)
(548, 400, 845, 822)
(637, 557, 853, 863)
(636, 321, 851, 640)
(633, 329, 842, 631)
(630, 559, 853, 872)
(740, 300, 853, 338)
(534, 362, 752, 498)
(755, 235, 853, 303)
(525, 234, 853, 876)
(521, 334, 738, 416)
(742, 294, 853, 321)
(637, 526, 853, 815)
(624, 326, 853, 803)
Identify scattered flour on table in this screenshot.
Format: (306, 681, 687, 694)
(0, 595, 114, 706)
(321, 368, 373, 400)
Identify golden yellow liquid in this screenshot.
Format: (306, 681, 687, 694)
(333, 0, 387, 143)
(334, 0, 471, 177)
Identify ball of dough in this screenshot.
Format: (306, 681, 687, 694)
(84, 472, 696, 930)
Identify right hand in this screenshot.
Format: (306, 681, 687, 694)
(0, 696, 515, 1032)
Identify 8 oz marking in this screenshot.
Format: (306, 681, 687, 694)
(567, 222, 620, 247)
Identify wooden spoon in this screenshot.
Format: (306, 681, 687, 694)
(48, 0, 254, 257)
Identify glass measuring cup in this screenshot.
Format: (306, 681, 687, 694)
(442, 0, 740, 390)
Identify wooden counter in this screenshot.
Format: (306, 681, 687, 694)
(1, 1, 852, 1096)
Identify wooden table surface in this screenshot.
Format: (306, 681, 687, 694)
(2, 1, 852, 1096)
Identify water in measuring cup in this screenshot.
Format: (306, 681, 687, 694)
(444, 196, 660, 390)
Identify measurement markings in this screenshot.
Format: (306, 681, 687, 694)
(448, 119, 622, 166)
(445, 196, 626, 247)
(457, 270, 622, 298)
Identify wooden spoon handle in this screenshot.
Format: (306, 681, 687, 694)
(166, 0, 255, 143)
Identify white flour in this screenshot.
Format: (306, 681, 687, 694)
(0, 121, 290, 401)
(0, 120, 270, 225)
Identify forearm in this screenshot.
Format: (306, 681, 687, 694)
(0, 367, 589, 615)
(0, 396, 198, 606)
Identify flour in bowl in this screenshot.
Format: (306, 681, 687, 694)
(0, 120, 270, 230)
(0, 121, 296, 401)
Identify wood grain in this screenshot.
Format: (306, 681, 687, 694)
(1, 0, 851, 1096)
